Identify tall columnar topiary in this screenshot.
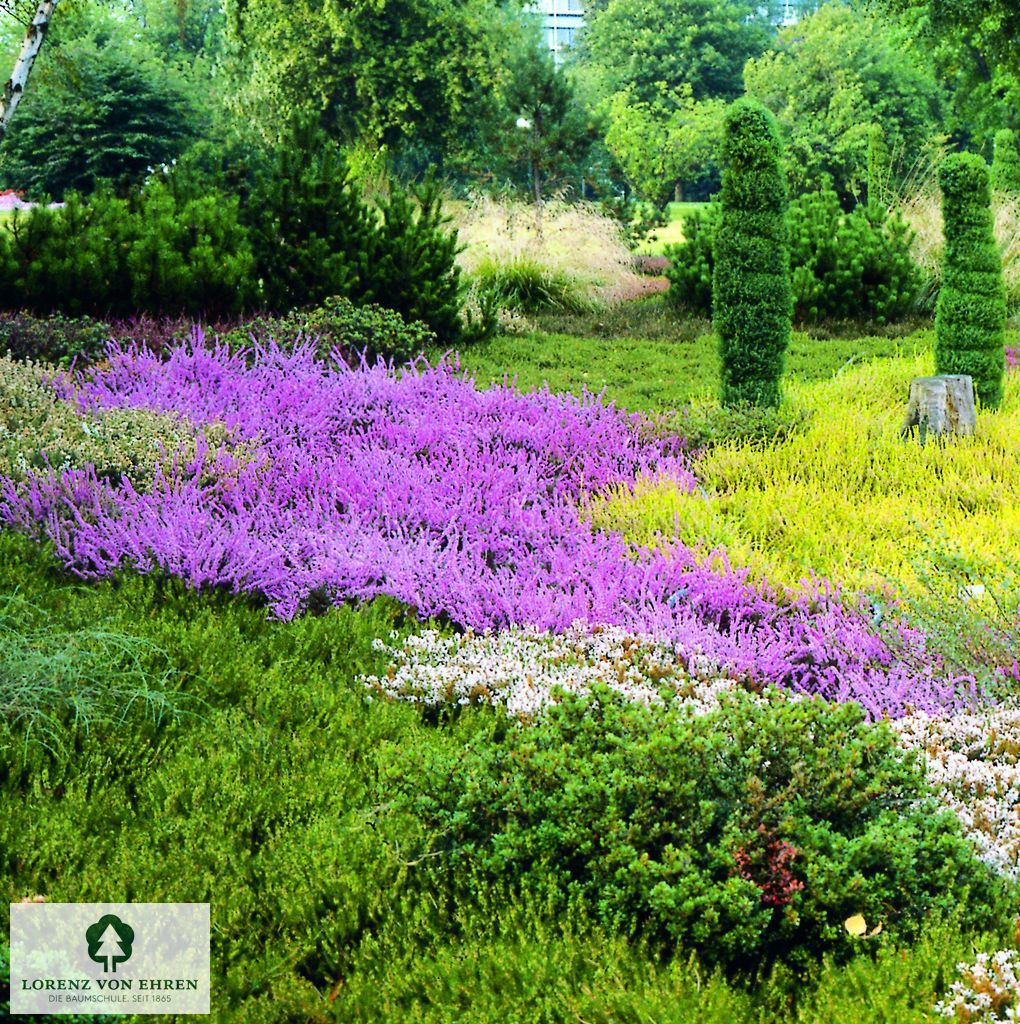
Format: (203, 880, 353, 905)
(713, 99, 792, 407)
(991, 128, 1020, 194)
(936, 152, 1006, 408)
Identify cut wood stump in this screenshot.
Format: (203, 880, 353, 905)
(902, 374, 976, 443)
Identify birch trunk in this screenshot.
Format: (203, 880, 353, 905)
(0, 0, 59, 139)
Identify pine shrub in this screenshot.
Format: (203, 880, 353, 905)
(788, 189, 919, 324)
(0, 185, 254, 318)
(992, 129, 1020, 194)
(713, 99, 792, 407)
(936, 152, 1007, 408)
(664, 204, 719, 314)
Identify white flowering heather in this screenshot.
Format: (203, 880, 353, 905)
(894, 710, 1020, 881)
(363, 622, 749, 718)
(935, 949, 1020, 1022)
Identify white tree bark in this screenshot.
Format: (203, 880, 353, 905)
(0, 0, 59, 139)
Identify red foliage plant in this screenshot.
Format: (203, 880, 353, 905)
(733, 825, 805, 909)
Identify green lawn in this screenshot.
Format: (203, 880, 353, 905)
(438, 297, 936, 412)
(636, 201, 710, 255)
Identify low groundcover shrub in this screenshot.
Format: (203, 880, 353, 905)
(395, 685, 1005, 972)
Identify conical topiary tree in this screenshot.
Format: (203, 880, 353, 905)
(713, 99, 792, 407)
(936, 152, 1006, 408)
(991, 128, 1020, 194)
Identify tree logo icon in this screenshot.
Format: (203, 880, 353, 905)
(85, 915, 135, 973)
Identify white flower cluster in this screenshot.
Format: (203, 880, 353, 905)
(894, 709, 1020, 881)
(362, 622, 748, 718)
(935, 949, 1020, 1022)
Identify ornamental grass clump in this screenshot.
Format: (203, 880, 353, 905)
(714, 99, 792, 407)
(936, 153, 1007, 408)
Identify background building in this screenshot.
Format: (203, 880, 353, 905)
(535, 0, 585, 61)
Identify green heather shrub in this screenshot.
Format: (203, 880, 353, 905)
(992, 129, 1020, 194)
(666, 191, 918, 324)
(0, 356, 258, 487)
(0, 533, 1013, 1022)
(397, 686, 1003, 973)
(714, 100, 792, 407)
(0, 312, 109, 367)
(936, 152, 1007, 407)
(225, 296, 436, 364)
(658, 400, 810, 451)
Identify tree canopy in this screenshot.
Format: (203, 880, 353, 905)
(745, 3, 945, 198)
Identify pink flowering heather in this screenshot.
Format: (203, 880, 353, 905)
(0, 332, 967, 717)
(1007, 346, 1018, 372)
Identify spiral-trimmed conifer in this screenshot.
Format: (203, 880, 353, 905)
(713, 99, 792, 407)
(936, 152, 1006, 408)
(991, 129, 1020, 194)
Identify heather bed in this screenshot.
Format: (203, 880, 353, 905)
(0, 334, 965, 718)
(3, 331, 1020, 1021)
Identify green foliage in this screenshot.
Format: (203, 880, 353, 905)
(714, 100, 792, 407)
(664, 204, 719, 313)
(470, 256, 591, 314)
(667, 191, 920, 325)
(0, 532, 429, 1023)
(744, 4, 945, 200)
(0, 13, 197, 199)
(867, 124, 891, 213)
(935, 152, 1007, 407)
(605, 89, 726, 206)
(224, 0, 521, 155)
(0, 184, 255, 318)
(0, 312, 109, 367)
(992, 129, 1020, 194)
(0, 530, 1013, 1021)
(788, 190, 919, 325)
(580, 0, 768, 109)
(396, 684, 1002, 972)
(225, 296, 437, 364)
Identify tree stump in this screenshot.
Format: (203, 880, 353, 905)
(902, 374, 976, 442)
